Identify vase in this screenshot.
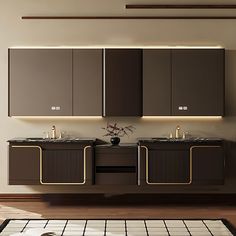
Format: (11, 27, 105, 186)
(110, 137, 120, 145)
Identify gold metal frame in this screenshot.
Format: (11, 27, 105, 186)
(40, 145, 91, 185)
(142, 145, 192, 185)
(137, 145, 141, 186)
(11, 145, 42, 158)
(190, 145, 222, 164)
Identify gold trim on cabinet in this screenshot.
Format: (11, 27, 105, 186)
(190, 145, 222, 184)
(40, 145, 92, 185)
(142, 145, 192, 185)
(190, 145, 222, 163)
(11, 145, 42, 157)
(103, 49, 106, 116)
(137, 145, 141, 186)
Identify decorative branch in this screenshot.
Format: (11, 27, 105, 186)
(102, 123, 135, 137)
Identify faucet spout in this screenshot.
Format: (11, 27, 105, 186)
(175, 125, 180, 139)
(51, 125, 56, 139)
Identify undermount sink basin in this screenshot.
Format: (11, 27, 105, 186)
(151, 137, 169, 141)
(25, 137, 85, 141)
(26, 138, 45, 141)
(151, 137, 213, 142)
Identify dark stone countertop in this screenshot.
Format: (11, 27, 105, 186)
(8, 137, 97, 143)
(138, 137, 224, 143)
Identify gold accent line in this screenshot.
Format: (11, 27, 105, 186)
(143, 145, 192, 185)
(189, 145, 222, 185)
(103, 49, 106, 116)
(40, 145, 92, 185)
(137, 145, 141, 186)
(190, 145, 221, 160)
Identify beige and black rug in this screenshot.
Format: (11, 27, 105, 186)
(0, 219, 235, 236)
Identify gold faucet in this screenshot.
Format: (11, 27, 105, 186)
(51, 125, 56, 139)
(175, 125, 181, 139)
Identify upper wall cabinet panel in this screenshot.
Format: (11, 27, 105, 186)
(9, 49, 72, 116)
(172, 49, 224, 116)
(143, 49, 172, 116)
(73, 49, 103, 116)
(104, 49, 142, 116)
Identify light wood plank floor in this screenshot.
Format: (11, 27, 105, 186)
(0, 202, 236, 227)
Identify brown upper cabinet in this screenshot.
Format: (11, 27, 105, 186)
(104, 49, 142, 116)
(73, 49, 103, 116)
(9, 48, 224, 117)
(9, 49, 73, 116)
(9, 48, 103, 117)
(143, 49, 172, 116)
(172, 49, 224, 116)
(143, 49, 224, 116)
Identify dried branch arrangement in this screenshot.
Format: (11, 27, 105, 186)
(102, 122, 135, 137)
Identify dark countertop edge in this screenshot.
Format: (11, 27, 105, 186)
(96, 143, 138, 147)
(8, 138, 97, 143)
(138, 138, 224, 143)
(8, 137, 225, 144)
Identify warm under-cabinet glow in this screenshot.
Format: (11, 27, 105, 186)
(11, 116, 103, 119)
(9, 46, 223, 49)
(142, 116, 223, 120)
(11, 116, 223, 120)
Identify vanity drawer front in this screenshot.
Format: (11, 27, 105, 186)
(96, 154, 136, 166)
(95, 147, 137, 166)
(96, 173, 136, 185)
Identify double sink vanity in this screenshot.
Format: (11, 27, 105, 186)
(8, 136, 225, 192)
(7, 47, 227, 193)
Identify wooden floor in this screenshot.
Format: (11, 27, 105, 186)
(0, 201, 236, 228)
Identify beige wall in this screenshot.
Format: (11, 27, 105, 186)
(1, 0, 236, 193)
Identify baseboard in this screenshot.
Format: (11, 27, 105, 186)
(0, 193, 236, 204)
(0, 194, 43, 201)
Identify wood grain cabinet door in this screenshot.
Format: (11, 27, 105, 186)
(41, 150, 84, 184)
(104, 49, 142, 116)
(172, 49, 224, 116)
(9, 145, 40, 185)
(191, 146, 224, 185)
(41, 147, 93, 185)
(146, 149, 191, 184)
(9, 49, 73, 116)
(73, 49, 103, 116)
(143, 49, 171, 116)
